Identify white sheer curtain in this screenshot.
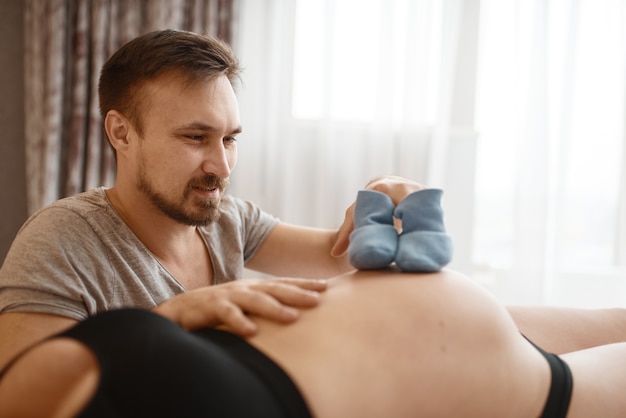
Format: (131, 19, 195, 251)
(231, 0, 626, 307)
(231, 0, 480, 272)
(474, 0, 626, 307)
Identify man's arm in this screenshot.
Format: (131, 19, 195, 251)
(0, 312, 78, 372)
(507, 305, 626, 354)
(245, 223, 353, 279)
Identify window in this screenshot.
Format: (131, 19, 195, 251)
(474, 0, 626, 306)
(292, 0, 443, 125)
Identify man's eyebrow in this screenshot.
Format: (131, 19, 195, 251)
(173, 123, 242, 135)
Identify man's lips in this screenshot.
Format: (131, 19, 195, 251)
(192, 186, 220, 198)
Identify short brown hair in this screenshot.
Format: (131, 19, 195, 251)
(98, 29, 240, 134)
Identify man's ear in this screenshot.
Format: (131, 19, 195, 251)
(104, 110, 133, 154)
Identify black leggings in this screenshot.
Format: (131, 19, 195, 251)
(58, 309, 312, 418)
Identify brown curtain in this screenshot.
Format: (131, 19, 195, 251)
(24, 0, 236, 214)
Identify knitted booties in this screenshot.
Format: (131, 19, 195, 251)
(348, 190, 398, 270)
(393, 189, 453, 272)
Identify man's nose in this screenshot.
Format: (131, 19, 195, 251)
(201, 142, 232, 178)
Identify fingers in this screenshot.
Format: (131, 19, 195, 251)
(250, 279, 324, 308)
(153, 278, 327, 336)
(207, 281, 323, 336)
(365, 175, 425, 205)
(269, 277, 328, 293)
(331, 202, 355, 257)
(331, 221, 353, 257)
(229, 286, 301, 324)
(211, 300, 260, 336)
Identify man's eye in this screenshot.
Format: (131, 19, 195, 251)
(186, 135, 204, 141)
(224, 137, 238, 145)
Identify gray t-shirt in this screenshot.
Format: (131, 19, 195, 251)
(0, 188, 278, 320)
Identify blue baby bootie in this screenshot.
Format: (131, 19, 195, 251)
(348, 190, 398, 270)
(393, 189, 453, 272)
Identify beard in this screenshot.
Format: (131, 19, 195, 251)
(138, 164, 229, 226)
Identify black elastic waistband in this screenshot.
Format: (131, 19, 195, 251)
(524, 336, 573, 418)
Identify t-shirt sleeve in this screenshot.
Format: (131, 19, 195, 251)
(0, 207, 114, 320)
(235, 198, 280, 262)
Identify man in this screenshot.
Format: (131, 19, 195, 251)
(0, 30, 425, 371)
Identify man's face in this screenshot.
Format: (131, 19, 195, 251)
(131, 73, 240, 226)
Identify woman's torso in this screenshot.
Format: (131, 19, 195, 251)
(247, 269, 552, 418)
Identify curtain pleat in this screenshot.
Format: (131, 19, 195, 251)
(25, 0, 67, 214)
(86, 0, 111, 190)
(62, 0, 89, 198)
(24, 0, 235, 214)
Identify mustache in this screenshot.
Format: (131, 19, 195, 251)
(189, 176, 230, 191)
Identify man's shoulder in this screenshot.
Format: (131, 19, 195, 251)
(51, 188, 109, 213)
(19, 188, 114, 234)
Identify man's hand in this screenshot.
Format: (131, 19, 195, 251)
(331, 175, 425, 257)
(363, 175, 425, 205)
(152, 278, 327, 336)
